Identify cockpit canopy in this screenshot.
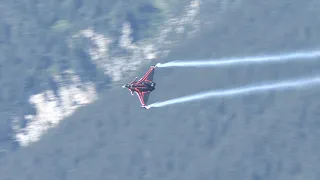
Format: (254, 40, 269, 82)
(125, 84, 131, 88)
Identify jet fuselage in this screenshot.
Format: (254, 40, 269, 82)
(125, 81, 156, 92)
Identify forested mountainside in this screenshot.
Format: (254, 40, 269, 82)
(1, 0, 320, 180)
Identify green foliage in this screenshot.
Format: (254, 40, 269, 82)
(0, 0, 170, 151)
(0, 0, 167, 100)
(51, 19, 71, 33)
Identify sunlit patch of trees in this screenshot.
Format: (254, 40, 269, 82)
(0, 0, 166, 151)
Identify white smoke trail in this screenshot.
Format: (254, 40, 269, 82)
(146, 76, 320, 108)
(155, 50, 320, 68)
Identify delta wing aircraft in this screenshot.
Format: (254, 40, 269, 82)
(123, 66, 156, 109)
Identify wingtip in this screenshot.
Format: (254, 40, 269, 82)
(141, 105, 150, 110)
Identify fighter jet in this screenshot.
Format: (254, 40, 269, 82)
(123, 66, 156, 109)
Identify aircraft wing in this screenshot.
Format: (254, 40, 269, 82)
(138, 66, 155, 82)
(135, 91, 150, 107)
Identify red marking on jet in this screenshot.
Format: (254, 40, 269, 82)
(123, 66, 156, 109)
